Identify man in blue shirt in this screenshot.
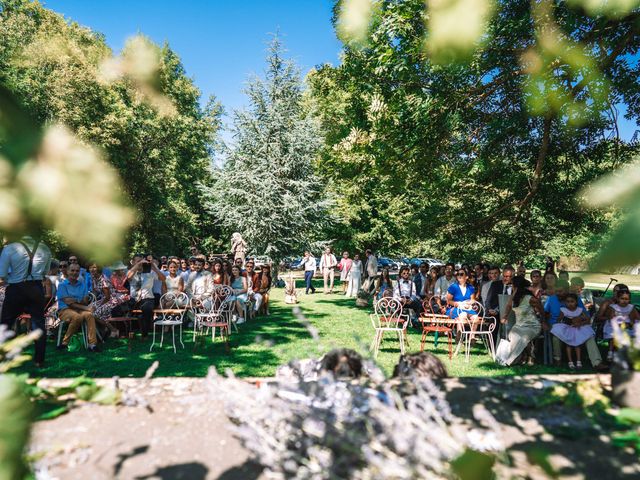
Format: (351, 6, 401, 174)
(544, 280, 604, 370)
(57, 263, 100, 352)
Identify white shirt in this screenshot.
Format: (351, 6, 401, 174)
(394, 279, 416, 299)
(303, 256, 316, 272)
(186, 271, 214, 298)
(434, 275, 455, 299)
(319, 253, 337, 270)
(365, 255, 378, 277)
(0, 237, 52, 284)
(130, 272, 158, 301)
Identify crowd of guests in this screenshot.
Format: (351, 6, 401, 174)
(367, 259, 638, 371)
(0, 243, 273, 359)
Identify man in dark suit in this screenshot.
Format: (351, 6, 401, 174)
(485, 266, 515, 341)
(413, 262, 429, 300)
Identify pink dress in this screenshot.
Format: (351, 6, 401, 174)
(604, 303, 635, 339)
(551, 307, 594, 347)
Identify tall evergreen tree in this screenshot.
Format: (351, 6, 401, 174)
(205, 37, 328, 271)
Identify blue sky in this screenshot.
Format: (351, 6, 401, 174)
(42, 1, 639, 141)
(43, 0, 343, 122)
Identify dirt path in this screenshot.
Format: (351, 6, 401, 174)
(30, 375, 638, 479)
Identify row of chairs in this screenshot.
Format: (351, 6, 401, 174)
(369, 296, 497, 362)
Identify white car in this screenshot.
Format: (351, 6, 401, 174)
(251, 255, 273, 269)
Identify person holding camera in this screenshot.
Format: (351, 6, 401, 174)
(127, 254, 166, 339)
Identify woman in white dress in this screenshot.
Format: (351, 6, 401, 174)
(495, 277, 542, 366)
(346, 254, 362, 297)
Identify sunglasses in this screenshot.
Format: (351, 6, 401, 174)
(456, 272, 466, 277)
(60, 263, 68, 267)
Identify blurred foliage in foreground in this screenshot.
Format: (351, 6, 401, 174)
(310, 0, 640, 266)
(0, 0, 224, 258)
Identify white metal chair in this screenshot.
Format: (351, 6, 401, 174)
(56, 292, 97, 349)
(192, 286, 234, 347)
(370, 297, 409, 357)
(454, 300, 497, 362)
(150, 292, 188, 353)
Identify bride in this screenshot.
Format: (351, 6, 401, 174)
(495, 276, 543, 366)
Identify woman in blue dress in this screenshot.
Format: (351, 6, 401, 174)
(446, 269, 480, 341)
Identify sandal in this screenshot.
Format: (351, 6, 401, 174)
(568, 361, 576, 370)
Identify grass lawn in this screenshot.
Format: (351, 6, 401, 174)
(16, 279, 611, 379)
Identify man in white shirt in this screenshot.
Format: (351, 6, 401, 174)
(319, 247, 337, 294)
(0, 235, 52, 366)
(393, 266, 422, 321)
(185, 258, 214, 300)
(363, 249, 379, 294)
(301, 251, 317, 294)
(434, 264, 455, 301)
(127, 256, 166, 338)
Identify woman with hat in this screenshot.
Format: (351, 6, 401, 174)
(91, 261, 131, 336)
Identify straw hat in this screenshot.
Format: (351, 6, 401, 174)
(110, 260, 128, 271)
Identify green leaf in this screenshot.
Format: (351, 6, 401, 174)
(450, 449, 495, 480)
(36, 402, 69, 421)
(615, 408, 640, 426)
(526, 447, 559, 478)
(89, 387, 121, 405)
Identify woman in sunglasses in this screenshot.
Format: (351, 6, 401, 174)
(446, 269, 479, 343)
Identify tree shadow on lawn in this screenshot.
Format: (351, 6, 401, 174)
(444, 377, 639, 478)
(16, 301, 317, 379)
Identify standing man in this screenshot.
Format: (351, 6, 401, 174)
(302, 251, 317, 294)
(363, 249, 379, 294)
(319, 247, 337, 294)
(0, 235, 52, 367)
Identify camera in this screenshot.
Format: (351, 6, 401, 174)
(142, 262, 152, 274)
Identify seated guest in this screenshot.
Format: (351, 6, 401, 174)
(558, 270, 570, 283)
(228, 265, 248, 324)
(550, 292, 594, 369)
(244, 259, 260, 307)
(94, 261, 131, 332)
(570, 277, 593, 316)
(604, 289, 639, 362)
(544, 280, 604, 370)
(211, 259, 228, 285)
(253, 263, 272, 315)
(68, 254, 88, 289)
(181, 257, 197, 283)
(479, 266, 499, 308)
(529, 269, 543, 299)
(163, 260, 187, 307)
(147, 255, 165, 305)
(495, 276, 542, 366)
(56, 263, 100, 352)
(486, 266, 514, 318)
(375, 267, 394, 300)
(185, 258, 214, 301)
(541, 271, 558, 300)
(87, 262, 119, 338)
(424, 266, 439, 298)
(393, 266, 421, 322)
(434, 264, 455, 307)
(516, 264, 526, 277)
(127, 256, 166, 339)
(179, 258, 189, 275)
(446, 269, 479, 342)
(596, 283, 629, 326)
(414, 263, 429, 300)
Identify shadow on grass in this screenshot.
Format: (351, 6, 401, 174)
(444, 377, 638, 478)
(15, 300, 315, 379)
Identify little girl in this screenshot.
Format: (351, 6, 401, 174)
(605, 291, 640, 361)
(550, 293, 593, 369)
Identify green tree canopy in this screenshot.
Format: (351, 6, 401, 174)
(0, 0, 223, 257)
(308, 0, 640, 264)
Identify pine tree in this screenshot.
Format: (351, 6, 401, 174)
(205, 36, 328, 272)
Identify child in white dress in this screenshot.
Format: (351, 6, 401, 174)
(605, 291, 640, 361)
(550, 293, 593, 369)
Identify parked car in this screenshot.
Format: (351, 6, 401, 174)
(252, 255, 273, 269)
(378, 257, 399, 271)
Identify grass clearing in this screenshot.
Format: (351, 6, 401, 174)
(16, 279, 611, 379)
